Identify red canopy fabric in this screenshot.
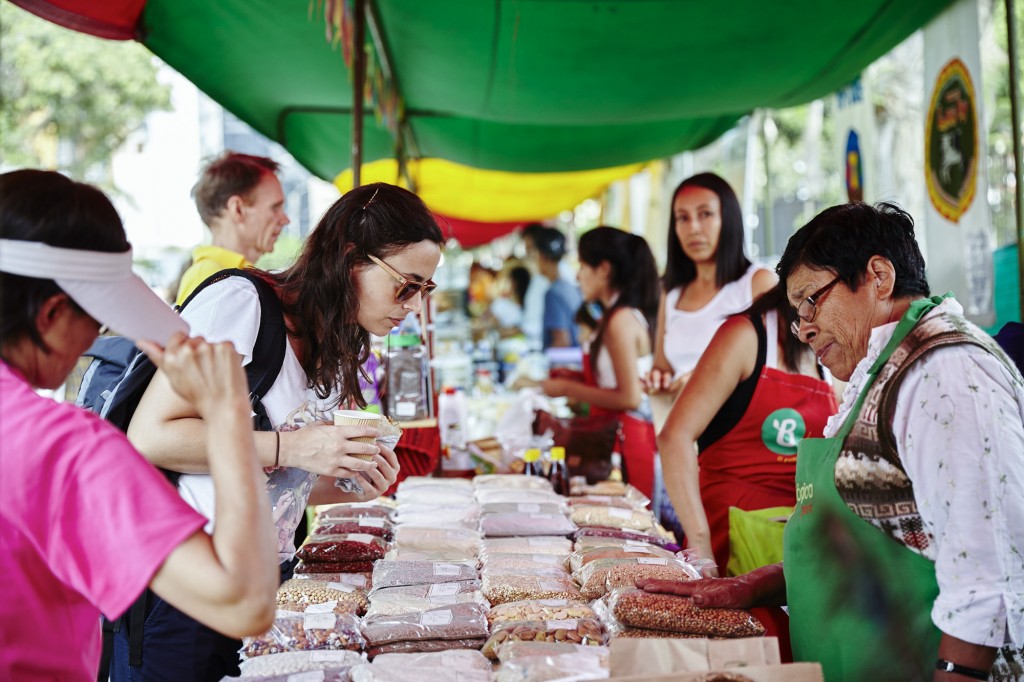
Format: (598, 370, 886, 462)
(10, 0, 145, 40)
(434, 215, 523, 249)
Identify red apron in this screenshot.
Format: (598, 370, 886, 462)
(698, 363, 836, 660)
(582, 353, 657, 499)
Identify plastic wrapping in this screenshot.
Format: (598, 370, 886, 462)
(603, 587, 765, 637)
(276, 600, 363, 616)
(397, 477, 474, 491)
(395, 486, 476, 505)
(293, 573, 372, 590)
(371, 561, 478, 590)
(393, 506, 481, 531)
(317, 503, 395, 523)
(313, 519, 394, 541)
(367, 649, 491, 672)
(573, 526, 675, 549)
(391, 527, 481, 560)
(494, 644, 609, 682)
(486, 599, 597, 628)
(296, 534, 389, 563)
(266, 420, 322, 554)
(479, 502, 567, 516)
(474, 488, 563, 505)
(369, 580, 482, 600)
(350, 665, 491, 682)
(566, 495, 639, 510)
(277, 579, 369, 614)
(603, 561, 701, 594)
(568, 544, 677, 574)
(481, 617, 606, 659)
(575, 557, 697, 600)
(222, 671, 352, 682)
(363, 591, 488, 618)
(241, 612, 366, 658)
(295, 561, 376, 575)
(473, 474, 554, 490)
(479, 512, 576, 538)
(481, 568, 582, 605)
(361, 602, 489, 646)
(572, 535, 663, 552)
(480, 537, 572, 560)
(364, 638, 487, 659)
(481, 553, 566, 572)
(569, 505, 655, 532)
(236, 650, 364, 677)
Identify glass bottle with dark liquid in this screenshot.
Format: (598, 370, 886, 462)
(548, 445, 569, 495)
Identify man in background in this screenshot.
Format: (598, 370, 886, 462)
(534, 226, 582, 349)
(176, 152, 289, 304)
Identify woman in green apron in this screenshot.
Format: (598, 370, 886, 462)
(639, 202, 1024, 681)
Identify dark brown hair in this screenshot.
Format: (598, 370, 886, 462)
(269, 183, 443, 406)
(192, 151, 279, 226)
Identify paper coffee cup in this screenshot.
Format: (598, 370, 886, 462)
(333, 410, 381, 457)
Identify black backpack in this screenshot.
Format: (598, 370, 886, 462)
(86, 268, 288, 681)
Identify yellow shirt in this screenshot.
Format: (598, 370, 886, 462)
(175, 245, 251, 306)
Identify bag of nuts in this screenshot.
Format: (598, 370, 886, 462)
(604, 587, 765, 638)
(292, 572, 372, 590)
(296, 534, 390, 563)
(481, 617, 607, 659)
(236, 649, 365, 677)
(364, 637, 487, 659)
(480, 536, 573, 560)
(361, 602, 489, 646)
(276, 579, 369, 615)
(368, 648, 492, 672)
(569, 505, 656, 532)
(363, 591, 488, 618)
(603, 560, 701, 593)
(481, 568, 583, 605)
(294, 560, 376, 575)
(568, 544, 678, 574)
(486, 598, 598, 628)
(240, 611, 366, 658)
(482, 552, 568, 572)
(574, 525, 675, 548)
(316, 502, 395, 522)
(577, 557, 693, 600)
(313, 518, 394, 540)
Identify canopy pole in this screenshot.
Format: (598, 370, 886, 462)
(1006, 0, 1024, 321)
(351, 0, 367, 188)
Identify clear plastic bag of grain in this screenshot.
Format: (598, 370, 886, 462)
(350, 665, 492, 682)
(316, 501, 395, 522)
(568, 544, 678, 574)
(240, 611, 365, 658)
(363, 591, 488, 618)
(480, 536, 572, 560)
(276, 579, 369, 615)
(575, 556, 698, 600)
(361, 602, 490, 647)
(392, 505, 480, 531)
(366, 649, 491, 672)
(391, 527, 481, 558)
(364, 638, 487, 659)
(275, 599, 363, 617)
(574, 526, 675, 548)
(235, 649, 364, 677)
(569, 505, 655, 532)
(481, 617, 606, 659)
(474, 487, 563, 505)
(481, 567, 582, 605)
(567, 494, 641, 510)
(603, 587, 765, 638)
(572, 535, 664, 552)
(479, 511, 577, 538)
(368, 580, 481, 600)
(371, 561, 478, 590)
(479, 501, 568, 516)
(313, 517, 394, 540)
(486, 599, 597, 629)
(603, 560, 701, 594)
(481, 552, 567, 572)
(473, 473, 554, 490)
(292, 572, 372, 590)
(494, 642, 609, 682)
(295, 534, 390, 563)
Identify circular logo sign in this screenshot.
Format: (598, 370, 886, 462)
(761, 408, 806, 456)
(845, 129, 864, 202)
(925, 58, 978, 222)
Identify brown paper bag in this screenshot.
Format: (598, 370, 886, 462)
(610, 638, 778, 677)
(610, 663, 824, 682)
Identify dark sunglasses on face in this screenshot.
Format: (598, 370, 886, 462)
(367, 253, 437, 303)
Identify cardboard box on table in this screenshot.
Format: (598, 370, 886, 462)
(609, 637, 823, 681)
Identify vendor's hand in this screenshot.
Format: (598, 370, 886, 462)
(540, 377, 571, 397)
(346, 445, 401, 502)
(643, 367, 674, 394)
(637, 576, 753, 609)
(282, 421, 381, 477)
(138, 333, 249, 420)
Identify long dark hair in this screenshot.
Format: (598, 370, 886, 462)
(578, 227, 659, 373)
(744, 284, 812, 373)
(663, 172, 751, 293)
(268, 183, 443, 406)
(0, 170, 129, 352)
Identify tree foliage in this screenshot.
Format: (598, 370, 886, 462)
(0, 3, 171, 184)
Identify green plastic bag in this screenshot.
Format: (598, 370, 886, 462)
(726, 505, 793, 576)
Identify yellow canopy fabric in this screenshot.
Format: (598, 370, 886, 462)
(334, 158, 644, 223)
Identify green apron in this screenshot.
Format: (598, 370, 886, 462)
(784, 296, 949, 682)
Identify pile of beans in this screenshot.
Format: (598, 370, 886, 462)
(481, 618, 606, 658)
(241, 612, 365, 657)
(481, 573, 583, 605)
(604, 562, 698, 592)
(607, 588, 765, 638)
(296, 534, 389, 562)
(276, 579, 369, 614)
(365, 637, 488, 658)
(236, 650, 363, 677)
(487, 599, 597, 628)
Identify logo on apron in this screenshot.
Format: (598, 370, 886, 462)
(761, 408, 806, 455)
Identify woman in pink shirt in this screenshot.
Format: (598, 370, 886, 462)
(0, 170, 278, 681)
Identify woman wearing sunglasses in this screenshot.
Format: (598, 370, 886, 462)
(119, 182, 443, 681)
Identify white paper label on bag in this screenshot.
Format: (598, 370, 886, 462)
(429, 582, 462, 596)
(529, 514, 554, 520)
(532, 554, 561, 565)
(528, 536, 562, 545)
(623, 545, 652, 553)
(517, 503, 541, 513)
(539, 580, 565, 592)
(546, 619, 578, 630)
(327, 582, 355, 593)
(287, 672, 325, 682)
(304, 600, 338, 613)
(303, 613, 336, 630)
(348, 533, 375, 544)
(338, 573, 368, 588)
(538, 599, 569, 607)
(428, 595, 459, 604)
(396, 401, 416, 417)
(310, 651, 344, 662)
(433, 563, 462, 576)
(608, 508, 633, 519)
(420, 609, 454, 626)
(638, 557, 669, 565)
(358, 517, 386, 528)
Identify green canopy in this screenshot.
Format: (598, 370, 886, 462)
(137, 0, 955, 180)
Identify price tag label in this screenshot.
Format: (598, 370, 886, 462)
(529, 514, 554, 520)
(347, 533, 375, 544)
(327, 582, 355, 593)
(638, 557, 669, 565)
(428, 595, 459, 604)
(623, 545, 652, 553)
(538, 599, 569, 607)
(433, 563, 462, 576)
(517, 503, 541, 513)
(528, 536, 562, 545)
(608, 508, 633, 519)
(310, 651, 344, 662)
(539, 580, 565, 592)
(429, 582, 462, 596)
(338, 573, 368, 588)
(546, 619, 578, 630)
(304, 600, 338, 613)
(303, 613, 336, 630)
(532, 554, 561, 565)
(396, 401, 416, 417)
(420, 609, 454, 626)
(358, 517, 386, 528)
